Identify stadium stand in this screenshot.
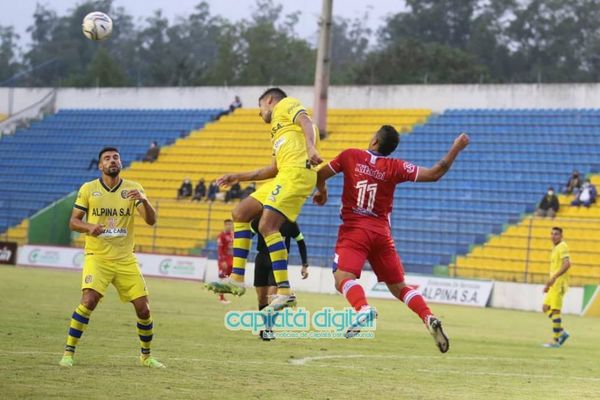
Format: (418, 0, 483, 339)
(453, 179, 600, 286)
(0, 109, 220, 243)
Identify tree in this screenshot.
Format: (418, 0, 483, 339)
(329, 14, 372, 84)
(0, 26, 21, 83)
(355, 39, 489, 84)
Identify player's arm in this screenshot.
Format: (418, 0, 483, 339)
(217, 159, 278, 187)
(312, 164, 337, 206)
(296, 113, 323, 166)
(69, 208, 104, 236)
(129, 189, 157, 226)
(415, 133, 470, 182)
(544, 257, 571, 292)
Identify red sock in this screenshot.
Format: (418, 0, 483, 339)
(399, 286, 432, 323)
(340, 279, 368, 311)
(219, 294, 226, 301)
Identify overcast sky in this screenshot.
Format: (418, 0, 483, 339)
(2, 0, 407, 48)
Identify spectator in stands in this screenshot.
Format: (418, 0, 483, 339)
(192, 179, 207, 201)
(536, 187, 559, 218)
(564, 170, 582, 195)
(207, 180, 219, 202)
(571, 179, 597, 208)
(215, 96, 242, 120)
(142, 141, 160, 163)
(224, 182, 242, 203)
(240, 182, 256, 199)
(177, 178, 193, 200)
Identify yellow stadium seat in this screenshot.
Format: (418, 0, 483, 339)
(456, 194, 600, 285)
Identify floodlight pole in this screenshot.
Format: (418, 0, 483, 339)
(313, 0, 333, 138)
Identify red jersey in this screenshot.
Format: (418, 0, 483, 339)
(217, 231, 234, 262)
(328, 149, 419, 235)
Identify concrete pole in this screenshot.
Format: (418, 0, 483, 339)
(313, 0, 333, 138)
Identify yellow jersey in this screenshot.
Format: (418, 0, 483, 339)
(74, 178, 145, 260)
(550, 241, 570, 286)
(270, 97, 319, 169)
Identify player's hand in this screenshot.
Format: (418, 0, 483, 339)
(88, 224, 105, 237)
(544, 276, 556, 292)
(308, 147, 323, 166)
(312, 188, 328, 206)
(454, 133, 470, 151)
(301, 265, 309, 279)
(127, 189, 147, 203)
(217, 174, 239, 188)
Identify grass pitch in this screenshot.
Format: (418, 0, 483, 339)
(1, 265, 599, 399)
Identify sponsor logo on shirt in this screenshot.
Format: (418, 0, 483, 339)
(355, 163, 386, 181)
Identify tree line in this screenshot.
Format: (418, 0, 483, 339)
(1, 0, 599, 87)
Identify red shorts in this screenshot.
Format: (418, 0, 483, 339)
(218, 257, 233, 279)
(333, 224, 405, 284)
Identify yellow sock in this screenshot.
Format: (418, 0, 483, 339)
(65, 304, 92, 354)
(137, 317, 153, 356)
(264, 232, 290, 295)
(231, 222, 252, 282)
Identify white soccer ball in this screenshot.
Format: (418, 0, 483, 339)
(82, 12, 113, 41)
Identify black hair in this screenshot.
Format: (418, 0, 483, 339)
(552, 227, 563, 234)
(375, 125, 400, 156)
(98, 146, 119, 160)
(259, 87, 287, 102)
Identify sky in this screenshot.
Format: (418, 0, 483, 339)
(1, 0, 407, 48)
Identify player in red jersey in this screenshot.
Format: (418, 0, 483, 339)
(216, 219, 234, 304)
(312, 125, 469, 352)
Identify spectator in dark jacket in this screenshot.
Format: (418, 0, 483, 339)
(192, 179, 207, 201)
(177, 178, 193, 200)
(142, 141, 160, 163)
(536, 187, 559, 218)
(564, 170, 582, 195)
(207, 180, 219, 202)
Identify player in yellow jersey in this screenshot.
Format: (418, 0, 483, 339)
(59, 147, 165, 368)
(542, 226, 571, 348)
(205, 87, 322, 310)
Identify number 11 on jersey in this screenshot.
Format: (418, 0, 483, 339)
(356, 180, 377, 212)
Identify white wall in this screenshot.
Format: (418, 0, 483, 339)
(3, 84, 600, 114)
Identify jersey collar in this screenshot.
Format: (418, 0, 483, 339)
(99, 177, 123, 193)
(367, 150, 385, 157)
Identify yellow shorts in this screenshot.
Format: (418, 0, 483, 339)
(251, 167, 316, 222)
(544, 283, 568, 310)
(81, 255, 148, 302)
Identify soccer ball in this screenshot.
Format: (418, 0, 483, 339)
(82, 12, 113, 41)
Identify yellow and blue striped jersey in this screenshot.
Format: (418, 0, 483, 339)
(74, 178, 145, 260)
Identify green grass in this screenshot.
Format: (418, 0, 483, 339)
(1, 265, 599, 400)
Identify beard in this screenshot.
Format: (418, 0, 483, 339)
(104, 165, 121, 177)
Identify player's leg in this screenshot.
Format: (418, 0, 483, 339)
(60, 257, 112, 367)
(254, 252, 275, 340)
(259, 168, 316, 308)
(258, 208, 290, 297)
(131, 296, 164, 368)
(114, 258, 165, 368)
(332, 227, 376, 337)
(206, 195, 263, 296)
(370, 240, 449, 353)
(543, 287, 569, 347)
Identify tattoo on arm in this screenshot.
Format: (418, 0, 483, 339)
(436, 159, 450, 172)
